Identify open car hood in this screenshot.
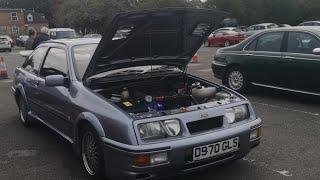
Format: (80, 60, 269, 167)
(83, 8, 227, 81)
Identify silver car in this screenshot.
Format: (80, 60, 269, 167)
(0, 35, 12, 52)
(13, 8, 262, 180)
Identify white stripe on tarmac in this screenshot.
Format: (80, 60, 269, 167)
(252, 101, 319, 117)
(0, 79, 13, 83)
(197, 69, 212, 72)
(243, 157, 293, 177)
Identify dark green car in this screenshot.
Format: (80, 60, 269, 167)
(212, 26, 320, 95)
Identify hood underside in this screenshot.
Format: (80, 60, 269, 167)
(83, 8, 227, 81)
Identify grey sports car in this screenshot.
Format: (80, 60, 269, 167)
(12, 8, 262, 180)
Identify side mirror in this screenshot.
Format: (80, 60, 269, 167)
(312, 48, 320, 55)
(45, 75, 67, 87)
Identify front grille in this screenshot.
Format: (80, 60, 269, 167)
(187, 116, 223, 134)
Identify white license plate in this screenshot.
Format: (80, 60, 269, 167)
(193, 137, 239, 161)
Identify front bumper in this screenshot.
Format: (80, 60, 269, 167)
(101, 118, 262, 180)
(212, 61, 227, 80)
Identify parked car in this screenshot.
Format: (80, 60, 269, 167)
(49, 28, 77, 39)
(15, 35, 29, 47)
(298, 21, 320, 26)
(0, 35, 13, 52)
(244, 23, 278, 37)
(84, 34, 102, 38)
(12, 8, 262, 180)
(207, 27, 245, 47)
(278, 24, 291, 28)
(212, 26, 320, 95)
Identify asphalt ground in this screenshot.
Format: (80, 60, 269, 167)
(0, 47, 320, 180)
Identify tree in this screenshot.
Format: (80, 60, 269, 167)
(55, 0, 128, 33)
(135, 0, 191, 9)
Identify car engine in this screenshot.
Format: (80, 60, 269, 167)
(94, 75, 237, 119)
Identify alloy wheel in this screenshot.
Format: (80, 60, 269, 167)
(81, 131, 100, 176)
(228, 70, 244, 91)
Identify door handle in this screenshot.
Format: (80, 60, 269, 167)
(244, 53, 253, 56)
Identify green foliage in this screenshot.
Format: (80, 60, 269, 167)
(1, 0, 320, 31)
(0, 0, 51, 19)
(204, 0, 309, 25)
(135, 0, 191, 9)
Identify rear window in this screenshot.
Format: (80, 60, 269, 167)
(73, 44, 98, 79)
(50, 31, 76, 39)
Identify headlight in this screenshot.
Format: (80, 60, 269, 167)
(138, 119, 182, 141)
(163, 119, 181, 137)
(226, 105, 249, 124)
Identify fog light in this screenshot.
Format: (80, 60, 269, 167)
(150, 152, 168, 165)
(133, 154, 150, 167)
(250, 127, 262, 140)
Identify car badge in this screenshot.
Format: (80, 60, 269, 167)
(200, 112, 209, 119)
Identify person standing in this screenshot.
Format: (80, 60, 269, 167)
(25, 28, 36, 50)
(32, 27, 50, 50)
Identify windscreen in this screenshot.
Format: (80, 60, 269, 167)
(73, 44, 98, 79)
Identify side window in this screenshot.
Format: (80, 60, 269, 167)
(287, 32, 320, 54)
(256, 32, 284, 52)
(245, 39, 258, 51)
(247, 26, 254, 31)
(23, 47, 47, 74)
(40, 48, 68, 77)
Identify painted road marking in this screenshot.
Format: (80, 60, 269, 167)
(0, 79, 13, 83)
(197, 69, 212, 73)
(252, 101, 319, 117)
(6, 150, 38, 158)
(243, 157, 293, 177)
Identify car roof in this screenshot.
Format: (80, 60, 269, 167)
(49, 28, 75, 32)
(258, 26, 320, 35)
(43, 38, 101, 47)
(301, 21, 320, 23)
(256, 23, 276, 26)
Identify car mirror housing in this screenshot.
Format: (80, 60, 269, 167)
(312, 48, 320, 55)
(45, 75, 67, 87)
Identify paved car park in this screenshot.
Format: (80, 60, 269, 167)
(0, 47, 320, 180)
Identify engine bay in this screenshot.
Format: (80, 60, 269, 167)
(93, 75, 240, 119)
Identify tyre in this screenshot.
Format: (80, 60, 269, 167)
(18, 98, 32, 127)
(223, 66, 249, 93)
(80, 126, 105, 179)
(224, 40, 231, 47)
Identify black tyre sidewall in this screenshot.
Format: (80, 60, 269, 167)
(80, 126, 105, 179)
(19, 99, 31, 126)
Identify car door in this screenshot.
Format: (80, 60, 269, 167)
(282, 31, 320, 94)
(36, 46, 72, 135)
(212, 30, 225, 45)
(243, 31, 286, 86)
(20, 46, 48, 118)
